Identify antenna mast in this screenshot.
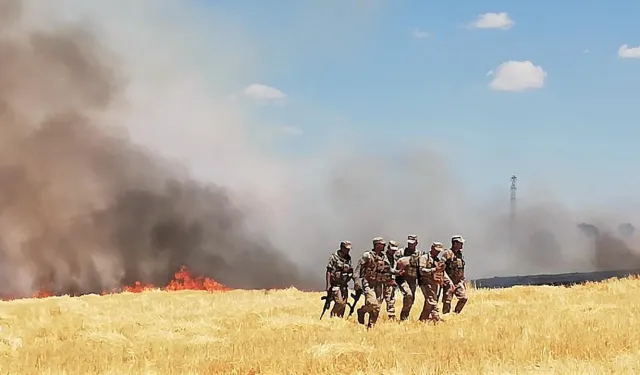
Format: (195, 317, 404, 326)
(510, 175, 517, 250)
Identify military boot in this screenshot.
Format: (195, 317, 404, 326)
(442, 302, 451, 314)
(429, 312, 444, 323)
(357, 309, 366, 325)
(454, 299, 467, 314)
(367, 312, 379, 329)
(399, 310, 410, 321)
(418, 309, 430, 321)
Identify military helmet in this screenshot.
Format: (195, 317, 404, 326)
(387, 240, 399, 251)
(451, 235, 465, 244)
(372, 237, 386, 245)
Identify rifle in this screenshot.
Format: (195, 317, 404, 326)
(320, 289, 334, 320)
(347, 288, 363, 318)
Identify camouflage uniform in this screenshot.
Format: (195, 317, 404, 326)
(382, 240, 402, 320)
(395, 234, 424, 321)
(430, 243, 452, 304)
(441, 235, 468, 314)
(354, 237, 391, 328)
(417, 242, 447, 322)
(325, 241, 354, 318)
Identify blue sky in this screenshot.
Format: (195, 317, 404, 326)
(193, 1, 640, 207)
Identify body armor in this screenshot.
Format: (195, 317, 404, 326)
(445, 251, 465, 284)
(430, 253, 445, 284)
(328, 251, 353, 286)
(361, 251, 391, 284)
(403, 251, 421, 279)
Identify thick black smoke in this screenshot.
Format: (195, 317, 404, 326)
(0, 1, 311, 298)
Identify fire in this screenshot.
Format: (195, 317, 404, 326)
(121, 266, 231, 293)
(2, 266, 231, 301)
(165, 266, 230, 292)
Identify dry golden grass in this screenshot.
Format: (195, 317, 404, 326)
(1, 278, 640, 375)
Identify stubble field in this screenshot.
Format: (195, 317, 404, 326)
(1, 278, 639, 375)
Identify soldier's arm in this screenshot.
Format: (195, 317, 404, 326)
(389, 260, 400, 276)
(395, 257, 406, 277)
(418, 256, 437, 275)
(353, 254, 368, 289)
(440, 250, 455, 279)
(389, 251, 402, 275)
(443, 271, 452, 283)
(325, 256, 335, 290)
(420, 266, 437, 275)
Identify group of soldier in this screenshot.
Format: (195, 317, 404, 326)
(325, 234, 467, 328)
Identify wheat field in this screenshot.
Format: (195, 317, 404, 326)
(0, 278, 639, 375)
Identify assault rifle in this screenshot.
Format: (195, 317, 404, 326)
(347, 288, 363, 318)
(319, 289, 334, 320)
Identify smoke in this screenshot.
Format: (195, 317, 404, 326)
(1, 1, 638, 298)
(0, 0, 311, 297)
(281, 149, 640, 282)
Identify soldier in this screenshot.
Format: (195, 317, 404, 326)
(382, 240, 402, 320)
(325, 240, 354, 318)
(441, 235, 468, 314)
(416, 242, 447, 322)
(395, 234, 424, 321)
(429, 242, 452, 304)
(354, 237, 389, 328)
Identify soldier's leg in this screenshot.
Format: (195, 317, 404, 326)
(330, 286, 347, 317)
(407, 281, 417, 316)
(418, 284, 431, 321)
(418, 284, 429, 321)
(357, 286, 377, 325)
(383, 285, 396, 320)
(368, 285, 384, 327)
(442, 279, 454, 314)
(453, 281, 468, 314)
(398, 280, 414, 321)
(419, 282, 440, 322)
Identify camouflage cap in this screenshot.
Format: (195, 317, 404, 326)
(431, 242, 443, 249)
(407, 234, 418, 244)
(451, 235, 465, 244)
(387, 240, 399, 250)
(372, 237, 386, 245)
(340, 240, 352, 249)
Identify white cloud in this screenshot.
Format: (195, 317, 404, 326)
(469, 12, 514, 30)
(276, 125, 303, 136)
(618, 44, 640, 59)
(243, 83, 287, 100)
(411, 28, 429, 39)
(488, 60, 547, 92)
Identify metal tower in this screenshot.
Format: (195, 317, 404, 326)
(510, 175, 517, 250)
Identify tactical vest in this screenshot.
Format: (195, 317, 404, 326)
(362, 251, 389, 284)
(329, 251, 353, 286)
(446, 252, 465, 283)
(429, 254, 444, 284)
(404, 251, 421, 279)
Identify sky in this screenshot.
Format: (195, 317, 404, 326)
(183, 0, 640, 208)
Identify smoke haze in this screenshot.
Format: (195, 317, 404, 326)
(0, 0, 308, 297)
(0, 1, 639, 297)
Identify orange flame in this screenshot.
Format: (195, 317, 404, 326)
(2, 265, 231, 301)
